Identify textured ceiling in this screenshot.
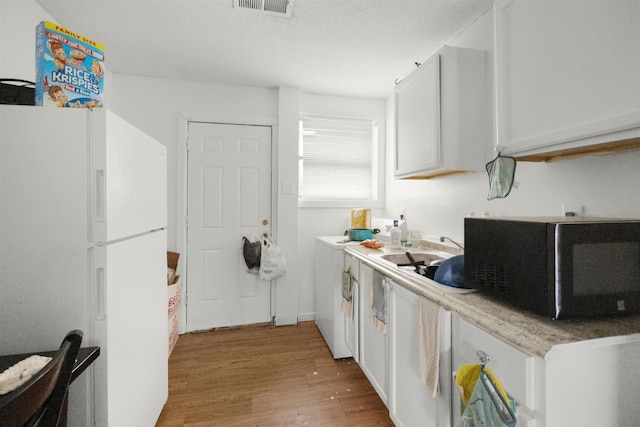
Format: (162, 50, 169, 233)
(35, 0, 495, 99)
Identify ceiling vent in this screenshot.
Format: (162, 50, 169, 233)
(233, 0, 292, 18)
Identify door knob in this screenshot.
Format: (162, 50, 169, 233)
(262, 219, 269, 225)
(262, 232, 269, 238)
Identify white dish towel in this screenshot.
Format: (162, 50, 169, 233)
(418, 296, 440, 397)
(0, 355, 52, 395)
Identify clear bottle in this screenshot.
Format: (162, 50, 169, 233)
(390, 219, 401, 249)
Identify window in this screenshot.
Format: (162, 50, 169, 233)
(299, 115, 381, 207)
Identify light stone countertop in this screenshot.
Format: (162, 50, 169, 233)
(344, 244, 640, 359)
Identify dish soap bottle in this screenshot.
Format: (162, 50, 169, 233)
(390, 220, 401, 249)
(399, 214, 408, 246)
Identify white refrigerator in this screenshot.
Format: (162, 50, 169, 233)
(0, 105, 168, 426)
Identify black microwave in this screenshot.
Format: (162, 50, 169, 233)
(464, 216, 640, 319)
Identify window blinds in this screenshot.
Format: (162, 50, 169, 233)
(299, 115, 376, 202)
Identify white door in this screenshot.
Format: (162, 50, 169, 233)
(186, 122, 272, 331)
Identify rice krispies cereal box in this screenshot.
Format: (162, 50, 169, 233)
(35, 21, 105, 108)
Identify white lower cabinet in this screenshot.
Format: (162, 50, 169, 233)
(452, 314, 640, 427)
(451, 314, 544, 427)
(358, 263, 389, 405)
(389, 282, 452, 427)
(339, 253, 640, 427)
(314, 239, 351, 358)
(544, 335, 640, 427)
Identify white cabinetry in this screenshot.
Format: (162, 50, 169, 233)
(495, 0, 640, 159)
(338, 250, 640, 427)
(544, 335, 640, 427)
(314, 238, 351, 359)
(344, 253, 360, 362)
(451, 315, 544, 426)
(389, 282, 452, 427)
(358, 263, 389, 405)
(452, 314, 640, 427)
(394, 45, 487, 179)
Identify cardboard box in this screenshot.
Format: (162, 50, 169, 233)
(168, 313, 179, 357)
(35, 21, 105, 108)
(167, 251, 181, 356)
(168, 275, 181, 318)
(167, 251, 180, 285)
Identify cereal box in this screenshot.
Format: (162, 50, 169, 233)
(35, 21, 105, 109)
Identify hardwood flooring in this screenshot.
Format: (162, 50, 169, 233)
(155, 321, 394, 427)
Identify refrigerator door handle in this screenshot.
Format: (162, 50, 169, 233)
(96, 169, 105, 222)
(96, 267, 106, 320)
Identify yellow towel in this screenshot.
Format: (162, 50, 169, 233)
(455, 364, 510, 406)
(418, 296, 440, 397)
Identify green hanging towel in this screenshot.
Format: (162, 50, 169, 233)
(456, 363, 518, 427)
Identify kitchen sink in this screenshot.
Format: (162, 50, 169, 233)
(373, 251, 476, 294)
(379, 252, 444, 265)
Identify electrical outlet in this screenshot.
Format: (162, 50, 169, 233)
(562, 204, 584, 217)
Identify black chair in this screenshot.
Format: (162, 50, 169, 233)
(0, 330, 83, 427)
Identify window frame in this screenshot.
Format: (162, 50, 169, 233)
(298, 114, 384, 208)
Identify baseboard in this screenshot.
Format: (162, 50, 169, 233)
(296, 313, 315, 322)
(274, 315, 298, 326)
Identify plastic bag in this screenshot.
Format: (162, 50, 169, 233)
(259, 237, 286, 280)
(242, 236, 261, 274)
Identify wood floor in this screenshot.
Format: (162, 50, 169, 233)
(155, 321, 394, 427)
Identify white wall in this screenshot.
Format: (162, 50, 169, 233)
(1, 0, 54, 80)
(297, 93, 387, 319)
(384, 10, 640, 243)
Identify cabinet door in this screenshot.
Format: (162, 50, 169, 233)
(344, 253, 360, 362)
(451, 315, 543, 426)
(358, 264, 389, 404)
(389, 283, 452, 427)
(545, 336, 640, 427)
(314, 241, 350, 359)
(394, 52, 441, 178)
(495, 0, 640, 157)
(394, 46, 487, 178)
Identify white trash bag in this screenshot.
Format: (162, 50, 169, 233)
(259, 237, 286, 280)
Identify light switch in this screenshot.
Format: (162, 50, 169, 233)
(281, 181, 296, 194)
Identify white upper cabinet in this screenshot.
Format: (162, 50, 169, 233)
(394, 45, 487, 179)
(495, 0, 640, 159)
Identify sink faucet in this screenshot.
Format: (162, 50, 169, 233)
(440, 236, 464, 252)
